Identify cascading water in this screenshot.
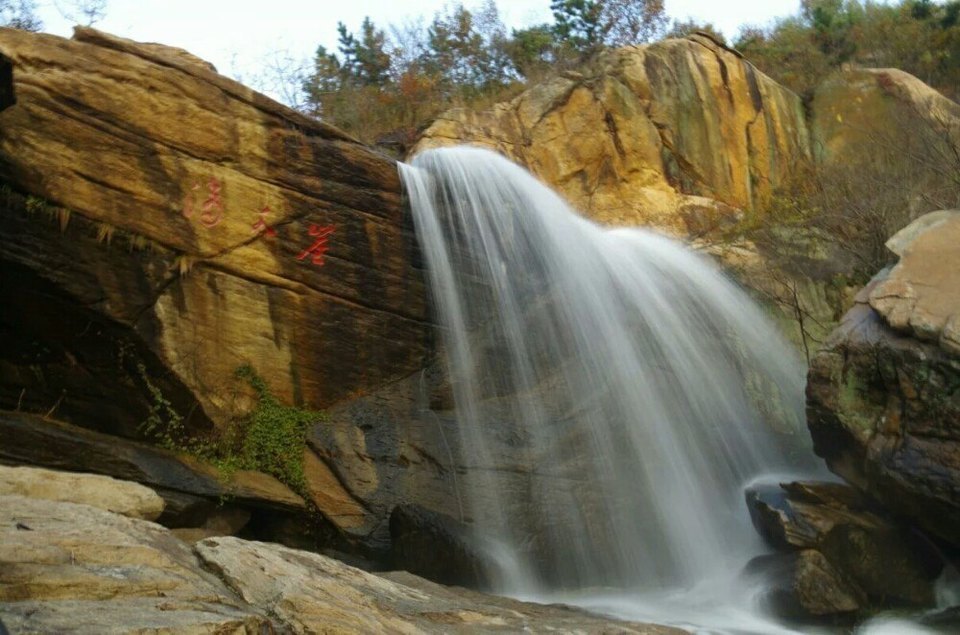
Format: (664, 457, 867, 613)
(399, 146, 820, 633)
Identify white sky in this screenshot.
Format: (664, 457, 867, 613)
(33, 1, 800, 100)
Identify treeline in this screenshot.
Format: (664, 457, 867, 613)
(305, 0, 960, 146)
(736, 0, 960, 101)
(6, 0, 960, 144)
(301, 1, 670, 145)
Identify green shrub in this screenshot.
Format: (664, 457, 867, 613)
(130, 353, 323, 496)
(230, 364, 324, 495)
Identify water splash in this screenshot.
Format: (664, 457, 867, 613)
(399, 147, 819, 630)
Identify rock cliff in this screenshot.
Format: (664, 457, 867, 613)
(412, 38, 960, 363)
(0, 27, 430, 440)
(413, 33, 811, 235)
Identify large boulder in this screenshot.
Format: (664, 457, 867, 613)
(195, 536, 682, 634)
(812, 67, 960, 169)
(0, 27, 429, 438)
(413, 34, 810, 235)
(0, 484, 681, 634)
(745, 481, 943, 617)
(0, 493, 277, 633)
(806, 211, 960, 546)
(0, 464, 164, 520)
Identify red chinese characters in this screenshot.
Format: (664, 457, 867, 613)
(251, 205, 277, 237)
(182, 177, 224, 228)
(297, 224, 335, 266)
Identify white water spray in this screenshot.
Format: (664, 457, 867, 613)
(399, 147, 819, 631)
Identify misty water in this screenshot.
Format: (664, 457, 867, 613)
(396, 147, 890, 634)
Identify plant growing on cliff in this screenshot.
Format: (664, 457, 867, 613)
(228, 364, 324, 495)
(135, 360, 187, 451)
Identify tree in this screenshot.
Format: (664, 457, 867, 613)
(55, 0, 108, 26)
(337, 17, 391, 86)
(666, 18, 726, 44)
(551, 0, 667, 61)
(737, 1, 960, 101)
(801, 0, 861, 62)
(506, 24, 556, 79)
(551, 0, 605, 56)
(1, 0, 41, 31)
(425, 2, 510, 91)
(601, 0, 668, 46)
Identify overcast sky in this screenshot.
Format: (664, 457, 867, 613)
(32, 1, 800, 99)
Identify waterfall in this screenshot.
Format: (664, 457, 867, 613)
(399, 147, 817, 631)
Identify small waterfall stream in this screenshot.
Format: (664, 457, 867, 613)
(399, 147, 820, 633)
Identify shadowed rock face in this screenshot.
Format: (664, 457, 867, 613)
(0, 27, 430, 436)
(413, 34, 810, 235)
(806, 211, 960, 546)
(745, 481, 943, 618)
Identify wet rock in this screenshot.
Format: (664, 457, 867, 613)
(746, 481, 891, 551)
(819, 523, 938, 607)
(389, 503, 491, 588)
(806, 211, 960, 546)
(307, 357, 617, 567)
(0, 464, 164, 520)
(793, 549, 866, 616)
(746, 480, 945, 617)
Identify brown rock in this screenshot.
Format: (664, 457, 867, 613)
(793, 550, 865, 616)
(0, 493, 277, 633)
(0, 411, 312, 547)
(413, 35, 809, 235)
(745, 481, 887, 551)
(868, 211, 960, 353)
(806, 212, 960, 546)
(170, 507, 250, 543)
(301, 446, 367, 531)
(195, 536, 682, 634)
(0, 464, 164, 520)
(746, 480, 943, 613)
(819, 524, 937, 607)
(0, 27, 429, 437)
(812, 68, 960, 169)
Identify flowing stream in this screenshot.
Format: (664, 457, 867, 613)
(399, 147, 822, 633)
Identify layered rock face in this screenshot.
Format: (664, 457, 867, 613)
(806, 211, 960, 545)
(0, 27, 429, 438)
(0, 466, 681, 634)
(0, 411, 312, 545)
(413, 33, 810, 235)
